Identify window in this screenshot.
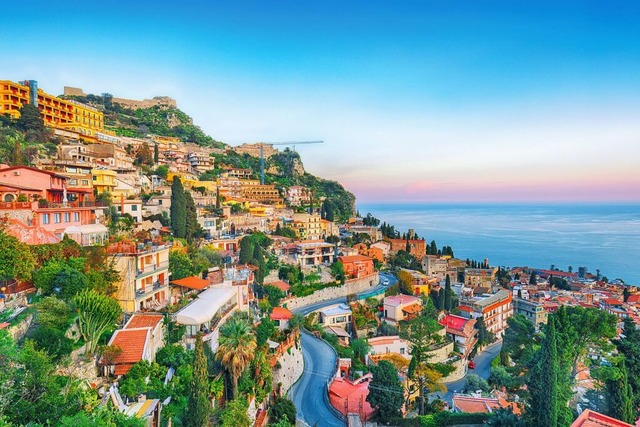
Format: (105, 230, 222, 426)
(64, 213, 70, 222)
(131, 205, 138, 211)
(82, 180, 89, 186)
(400, 347, 405, 355)
(74, 212, 79, 222)
(54, 213, 61, 223)
(42, 213, 49, 224)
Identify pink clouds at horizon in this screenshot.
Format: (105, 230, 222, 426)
(345, 178, 640, 203)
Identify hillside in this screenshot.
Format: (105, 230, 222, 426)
(61, 93, 225, 148)
(211, 148, 356, 221)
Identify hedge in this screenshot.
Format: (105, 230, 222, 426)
(387, 412, 489, 426)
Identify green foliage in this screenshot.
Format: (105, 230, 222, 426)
(463, 374, 491, 393)
(502, 314, 537, 370)
(169, 250, 195, 280)
(331, 261, 345, 284)
(475, 316, 496, 347)
(185, 191, 204, 242)
(186, 334, 212, 427)
(58, 406, 145, 427)
(264, 285, 285, 307)
(606, 360, 635, 423)
(256, 317, 276, 347)
(273, 223, 297, 238)
(218, 398, 251, 427)
(615, 317, 640, 409)
(487, 408, 525, 426)
(0, 229, 36, 282)
(269, 397, 297, 425)
(155, 164, 169, 178)
(170, 177, 187, 238)
(216, 313, 257, 400)
(366, 360, 404, 419)
(74, 289, 122, 354)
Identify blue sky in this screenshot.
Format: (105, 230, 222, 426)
(2, 1, 640, 202)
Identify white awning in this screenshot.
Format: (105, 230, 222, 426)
(175, 287, 237, 325)
(64, 223, 109, 234)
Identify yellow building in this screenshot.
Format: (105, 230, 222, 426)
(0, 80, 107, 141)
(92, 169, 117, 194)
(292, 213, 323, 240)
(166, 172, 199, 188)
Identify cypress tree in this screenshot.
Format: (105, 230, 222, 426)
(444, 274, 452, 311)
(153, 143, 159, 163)
(239, 236, 254, 265)
(526, 317, 559, 427)
(607, 360, 635, 423)
(185, 191, 201, 242)
(437, 288, 445, 311)
(170, 177, 187, 238)
(186, 334, 211, 427)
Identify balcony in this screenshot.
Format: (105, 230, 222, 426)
(135, 279, 169, 299)
(136, 261, 169, 278)
(37, 201, 108, 209)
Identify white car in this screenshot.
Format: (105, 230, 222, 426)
(382, 279, 390, 285)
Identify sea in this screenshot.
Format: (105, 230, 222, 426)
(358, 203, 640, 286)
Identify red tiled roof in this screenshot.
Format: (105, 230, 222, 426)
(402, 303, 422, 315)
(125, 314, 163, 330)
(108, 328, 149, 374)
(626, 295, 640, 304)
(602, 298, 622, 306)
(338, 255, 373, 263)
(440, 314, 470, 332)
(571, 409, 633, 427)
(270, 307, 294, 321)
(328, 375, 376, 420)
(265, 280, 291, 292)
(458, 305, 474, 312)
(171, 276, 210, 290)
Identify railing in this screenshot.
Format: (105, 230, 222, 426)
(136, 261, 169, 278)
(135, 279, 169, 298)
(37, 201, 108, 209)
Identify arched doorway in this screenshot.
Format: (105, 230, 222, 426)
(3, 194, 15, 202)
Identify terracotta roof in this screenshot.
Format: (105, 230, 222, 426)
(270, 307, 294, 321)
(571, 409, 633, 427)
(338, 255, 373, 263)
(171, 276, 210, 290)
(452, 395, 517, 414)
(602, 298, 622, 306)
(125, 314, 163, 330)
(384, 294, 420, 307)
(458, 305, 474, 312)
(402, 303, 423, 315)
(107, 328, 150, 374)
(626, 295, 640, 304)
(265, 280, 291, 292)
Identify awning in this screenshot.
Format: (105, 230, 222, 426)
(175, 287, 237, 325)
(171, 276, 210, 290)
(64, 223, 109, 234)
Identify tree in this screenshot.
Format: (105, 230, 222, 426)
(255, 317, 275, 347)
(463, 374, 490, 393)
(366, 360, 404, 420)
(529, 272, 537, 285)
(488, 407, 525, 426)
(475, 316, 495, 347)
(502, 314, 536, 369)
(400, 314, 447, 414)
(526, 317, 565, 427)
(153, 143, 159, 163)
(135, 141, 153, 166)
(16, 104, 44, 134)
(155, 164, 169, 179)
(170, 177, 187, 238)
(0, 230, 35, 282)
(74, 289, 122, 354)
(238, 236, 254, 265)
(444, 274, 452, 311)
(614, 317, 640, 409)
(269, 397, 297, 425)
(218, 398, 251, 427)
(186, 335, 211, 427)
(185, 191, 203, 242)
(169, 250, 195, 281)
(216, 315, 257, 400)
(606, 360, 635, 423)
(331, 261, 345, 284)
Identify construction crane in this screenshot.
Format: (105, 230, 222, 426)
(256, 141, 324, 184)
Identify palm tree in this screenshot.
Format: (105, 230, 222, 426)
(215, 315, 257, 400)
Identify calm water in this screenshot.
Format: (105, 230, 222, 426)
(358, 203, 640, 285)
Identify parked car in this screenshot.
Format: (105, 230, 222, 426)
(468, 360, 476, 369)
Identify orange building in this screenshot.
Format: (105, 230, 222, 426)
(388, 238, 426, 259)
(338, 255, 375, 279)
(353, 243, 385, 262)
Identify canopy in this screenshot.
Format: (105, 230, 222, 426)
(175, 287, 236, 325)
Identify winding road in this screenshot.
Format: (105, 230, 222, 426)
(288, 272, 396, 427)
(288, 272, 499, 426)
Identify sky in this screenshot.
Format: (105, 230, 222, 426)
(2, 1, 640, 203)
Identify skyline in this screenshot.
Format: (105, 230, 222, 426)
(2, 1, 640, 202)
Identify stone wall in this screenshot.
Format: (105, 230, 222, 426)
(272, 343, 304, 395)
(284, 273, 379, 311)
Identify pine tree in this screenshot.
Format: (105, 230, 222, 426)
(186, 334, 211, 427)
(366, 360, 404, 420)
(526, 317, 558, 427)
(170, 177, 187, 238)
(444, 274, 452, 311)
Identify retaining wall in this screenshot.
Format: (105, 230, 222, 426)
(285, 273, 379, 311)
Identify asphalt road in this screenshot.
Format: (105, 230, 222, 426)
(438, 341, 503, 404)
(288, 272, 396, 427)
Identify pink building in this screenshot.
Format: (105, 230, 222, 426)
(0, 166, 104, 241)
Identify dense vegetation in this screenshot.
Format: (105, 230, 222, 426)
(62, 93, 224, 148)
